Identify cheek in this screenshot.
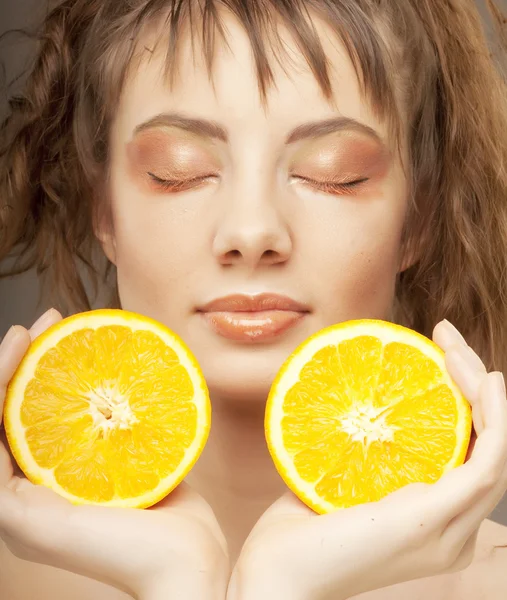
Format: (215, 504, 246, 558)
(338, 242, 399, 317)
(108, 191, 205, 313)
(306, 203, 405, 321)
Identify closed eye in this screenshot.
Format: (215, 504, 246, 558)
(294, 175, 370, 196)
(148, 172, 217, 192)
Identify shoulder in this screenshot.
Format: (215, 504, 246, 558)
(453, 518, 507, 600)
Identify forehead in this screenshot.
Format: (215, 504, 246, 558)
(112, 10, 391, 146)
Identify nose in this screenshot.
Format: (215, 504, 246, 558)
(212, 182, 292, 269)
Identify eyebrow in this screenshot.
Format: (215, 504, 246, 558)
(133, 112, 384, 146)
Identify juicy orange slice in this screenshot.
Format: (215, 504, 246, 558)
(4, 309, 211, 508)
(265, 319, 472, 514)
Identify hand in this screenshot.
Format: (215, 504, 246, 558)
(0, 309, 229, 600)
(228, 319, 507, 600)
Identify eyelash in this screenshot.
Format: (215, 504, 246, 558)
(295, 176, 369, 195)
(148, 172, 369, 195)
(148, 172, 215, 192)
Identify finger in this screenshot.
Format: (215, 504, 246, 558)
(434, 320, 486, 434)
(0, 485, 22, 537)
(29, 308, 62, 340)
(0, 310, 62, 484)
(432, 321, 486, 371)
(0, 326, 31, 424)
(155, 481, 212, 514)
(239, 490, 315, 551)
(432, 319, 469, 351)
(464, 429, 477, 463)
(432, 320, 486, 373)
(445, 345, 488, 434)
(154, 481, 229, 557)
(427, 372, 507, 527)
(444, 372, 507, 541)
(0, 482, 82, 571)
(253, 490, 315, 528)
(1, 308, 61, 423)
(0, 477, 75, 541)
(0, 326, 32, 486)
(0, 440, 14, 485)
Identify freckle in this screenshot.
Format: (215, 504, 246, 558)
(420, 523, 424, 527)
(371, 518, 375, 521)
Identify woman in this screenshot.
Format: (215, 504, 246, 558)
(0, 1, 506, 599)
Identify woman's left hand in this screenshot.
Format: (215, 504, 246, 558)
(227, 319, 507, 600)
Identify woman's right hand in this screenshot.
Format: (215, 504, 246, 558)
(0, 309, 229, 600)
(228, 319, 507, 600)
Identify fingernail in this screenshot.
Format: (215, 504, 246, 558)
(1, 325, 22, 346)
(442, 319, 467, 345)
(451, 343, 486, 373)
(32, 309, 55, 330)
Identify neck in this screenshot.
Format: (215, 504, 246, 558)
(185, 396, 286, 562)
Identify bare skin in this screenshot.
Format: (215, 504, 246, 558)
(0, 440, 505, 600)
(1, 337, 507, 600)
(1, 9, 506, 600)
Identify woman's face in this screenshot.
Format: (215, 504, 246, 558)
(102, 14, 409, 402)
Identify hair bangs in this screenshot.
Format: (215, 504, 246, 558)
(81, 0, 403, 161)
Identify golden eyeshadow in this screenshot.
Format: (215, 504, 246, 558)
(290, 132, 391, 182)
(126, 129, 220, 181)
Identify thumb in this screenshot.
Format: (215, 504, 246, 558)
(154, 481, 219, 526)
(0, 480, 74, 566)
(154, 481, 229, 559)
(153, 480, 209, 512)
(0, 477, 72, 532)
(255, 490, 316, 529)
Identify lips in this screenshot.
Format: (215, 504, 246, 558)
(197, 293, 310, 342)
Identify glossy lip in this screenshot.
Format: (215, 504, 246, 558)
(198, 293, 310, 313)
(197, 293, 310, 343)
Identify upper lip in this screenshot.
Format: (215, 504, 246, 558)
(197, 293, 310, 313)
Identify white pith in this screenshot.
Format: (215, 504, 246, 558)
(339, 403, 398, 447)
(87, 384, 140, 434)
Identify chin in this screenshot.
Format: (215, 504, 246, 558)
(195, 344, 294, 404)
(180, 313, 317, 404)
(207, 379, 273, 405)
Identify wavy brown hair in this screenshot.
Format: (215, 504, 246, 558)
(1, 0, 506, 371)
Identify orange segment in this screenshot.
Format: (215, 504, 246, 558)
(25, 414, 95, 470)
(54, 436, 116, 503)
(375, 342, 444, 407)
(21, 380, 90, 426)
(4, 309, 211, 508)
(338, 336, 384, 406)
(265, 319, 472, 514)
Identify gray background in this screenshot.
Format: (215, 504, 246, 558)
(1, 0, 506, 525)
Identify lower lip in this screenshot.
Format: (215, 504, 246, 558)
(200, 310, 307, 342)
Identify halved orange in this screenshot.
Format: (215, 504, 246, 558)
(265, 319, 472, 514)
(4, 309, 211, 508)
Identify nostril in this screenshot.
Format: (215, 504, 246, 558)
(260, 250, 278, 264)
